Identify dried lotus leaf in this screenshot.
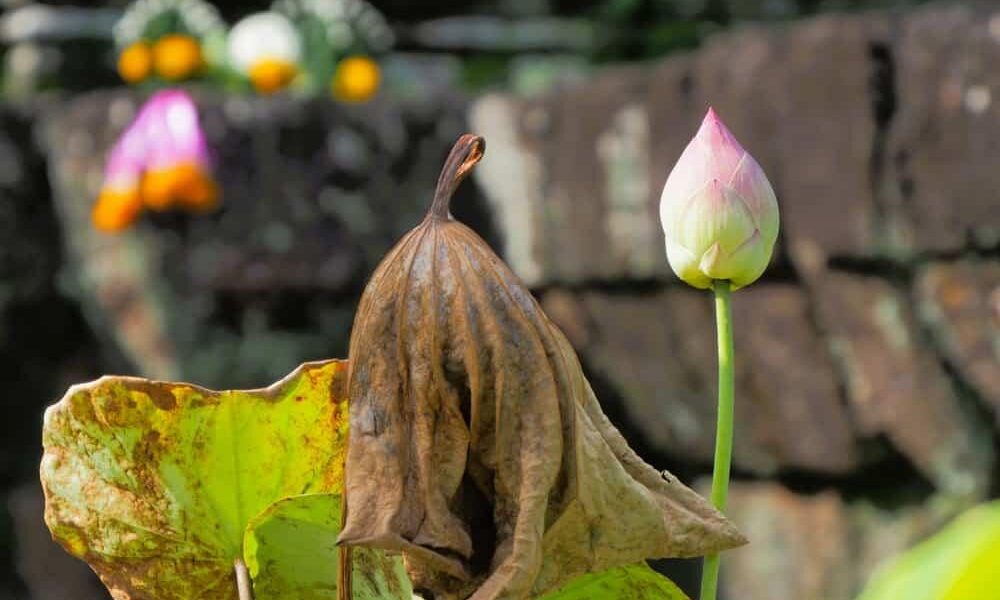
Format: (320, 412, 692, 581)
(338, 134, 746, 600)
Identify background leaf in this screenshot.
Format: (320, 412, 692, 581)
(856, 501, 1000, 600)
(539, 563, 691, 600)
(41, 359, 349, 600)
(244, 493, 411, 600)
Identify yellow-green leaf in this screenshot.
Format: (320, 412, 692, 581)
(540, 563, 691, 600)
(41, 360, 349, 600)
(857, 501, 1000, 600)
(244, 493, 411, 600)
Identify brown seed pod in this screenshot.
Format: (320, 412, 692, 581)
(338, 134, 746, 599)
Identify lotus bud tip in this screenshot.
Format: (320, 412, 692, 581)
(659, 110, 779, 290)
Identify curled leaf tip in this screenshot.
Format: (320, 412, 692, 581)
(429, 133, 486, 220)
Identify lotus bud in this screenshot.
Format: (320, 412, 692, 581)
(338, 135, 745, 600)
(659, 108, 779, 290)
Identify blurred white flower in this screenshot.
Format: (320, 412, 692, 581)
(228, 12, 302, 93)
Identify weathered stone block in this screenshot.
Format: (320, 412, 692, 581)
(807, 269, 993, 496)
(721, 482, 956, 600)
(885, 5, 1000, 253)
(475, 13, 900, 286)
(916, 260, 1000, 423)
(478, 68, 669, 286)
(723, 483, 852, 600)
(541, 283, 857, 475)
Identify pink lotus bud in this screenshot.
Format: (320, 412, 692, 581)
(659, 108, 779, 290)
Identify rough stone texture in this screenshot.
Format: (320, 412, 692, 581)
(806, 268, 993, 497)
(722, 483, 853, 600)
(686, 15, 888, 266)
(472, 13, 899, 286)
(884, 6, 1000, 254)
(916, 260, 1000, 422)
(469, 6, 1000, 598)
(847, 498, 957, 592)
(720, 482, 955, 600)
(541, 284, 857, 476)
(473, 6, 1000, 284)
(43, 88, 481, 388)
(475, 67, 669, 285)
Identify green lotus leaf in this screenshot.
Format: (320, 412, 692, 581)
(857, 501, 1000, 600)
(41, 359, 349, 600)
(540, 563, 691, 600)
(244, 493, 411, 599)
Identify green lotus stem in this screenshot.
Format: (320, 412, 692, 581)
(235, 558, 255, 600)
(700, 279, 735, 600)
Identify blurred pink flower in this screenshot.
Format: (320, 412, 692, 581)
(93, 90, 218, 232)
(659, 108, 779, 290)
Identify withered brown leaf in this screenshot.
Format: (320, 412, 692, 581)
(338, 134, 746, 600)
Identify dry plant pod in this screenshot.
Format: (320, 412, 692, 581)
(338, 134, 746, 599)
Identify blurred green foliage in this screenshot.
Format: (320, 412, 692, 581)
(857, 502, 1000, 600)
(0, 0, 933, 96)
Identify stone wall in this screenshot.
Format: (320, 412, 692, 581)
(4, 2, 998, 599)
(470, 3, 999, 598)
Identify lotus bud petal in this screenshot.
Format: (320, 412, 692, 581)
(659, 108, 779, 290)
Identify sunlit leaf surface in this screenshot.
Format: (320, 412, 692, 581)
(245, 493, 411, 600)
(857, 501, 1000, 600)
(540, 563, 691, 600)
(41, 360, 349, 600)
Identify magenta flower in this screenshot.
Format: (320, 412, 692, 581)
(659, 108, 779, 290)
(92, 89, 218, 232)
(101, 126, 145, 192)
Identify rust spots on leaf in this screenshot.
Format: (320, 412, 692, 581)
(129, 380, 178, 410)
(40, 359, 350, 600)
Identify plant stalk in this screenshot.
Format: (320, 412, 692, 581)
(338, 505, 353, 600)
(700, 280, 735, 600)
(235, 558, 254, 600)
